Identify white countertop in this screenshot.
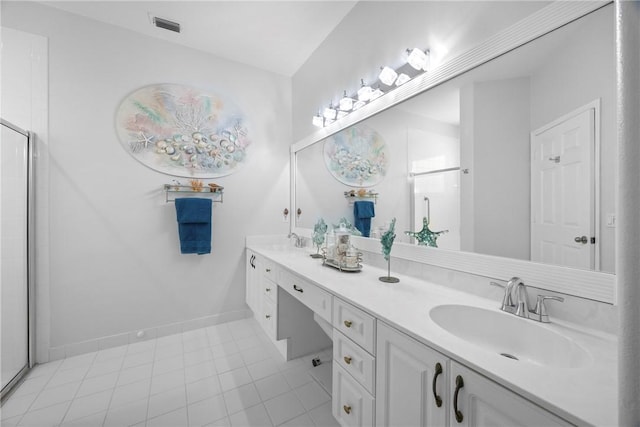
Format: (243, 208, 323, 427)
(247, 239, 617, 426)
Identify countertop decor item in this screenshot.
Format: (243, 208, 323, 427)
(311, 218, 328, 258)
(322, 223, 363, 272)
(405, 217, 449, 247)
(323, 124, 388, 187)
(379, 218, 399, 283)
(115, 83, 251, 178)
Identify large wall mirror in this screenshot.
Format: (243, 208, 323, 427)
(292, 2, 616, 303)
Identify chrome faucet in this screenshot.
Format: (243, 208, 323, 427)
(490, 277, 564, 323)
(288, 232, 304, 248)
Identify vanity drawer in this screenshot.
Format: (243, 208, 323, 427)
(334, 298, 376, 354)
(261, 297, 277, 339)
(279, 270, 333, 323)
(333, 364, 375, 427)
(262, 278, 276, 303)
(333, 329, 375, 395)
(261, 258, 277, 282)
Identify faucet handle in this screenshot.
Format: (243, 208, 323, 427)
(490, 281, 513, 310)
(532, 295, 564, 323)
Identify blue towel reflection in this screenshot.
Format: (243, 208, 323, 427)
(353, 201, 375, 237)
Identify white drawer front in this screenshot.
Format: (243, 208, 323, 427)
(333, 298, 376, 354)
(333, 364, 375, 427)
(261, 258, 276, 282)
(333, 329, 375, 395)
(262, 278, 276, 303)
(279, 270, 332, 323)
(261, 297, 277, 339)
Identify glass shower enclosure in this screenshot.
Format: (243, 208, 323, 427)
(1, 119, 33, 400)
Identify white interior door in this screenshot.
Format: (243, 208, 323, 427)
(531, 106, 595, 270)
(1, 121, 30, 395)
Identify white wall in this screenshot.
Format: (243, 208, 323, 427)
(460, 78, 531, 260)
(2, 2, 291, 356)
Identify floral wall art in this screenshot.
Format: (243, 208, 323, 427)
(115, 84, 251, 177)
(323, 124, 388, 187)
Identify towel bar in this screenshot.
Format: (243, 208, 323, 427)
(163, 184, 224, 203)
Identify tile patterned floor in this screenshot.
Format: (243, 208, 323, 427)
(1, 318, 339, 427)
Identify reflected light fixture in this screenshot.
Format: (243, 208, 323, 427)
(336, 110, 349, 119)
(370, 86, 384, 100)
(379, 66, 398, 86)
(353, 100, 367, 110)
(339, 90, 354, 111)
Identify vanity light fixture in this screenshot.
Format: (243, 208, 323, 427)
(406, 48, 430, 71)
(312, 112, 324, 127)
(357, 79, 374, 102)
(323, 103, 337, 120)
(339, 90, 354, 111)
(370, 86, 384, 100)
(395, 73, 411, 86)
(379, 66, 398, 86)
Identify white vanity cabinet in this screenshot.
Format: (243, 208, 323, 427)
(245, 250, 260, 314)
(449, 362, 571, 427)
(375, 321, 448, 427)
(332, 298, 377, 427)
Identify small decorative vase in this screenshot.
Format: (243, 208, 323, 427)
(379, 218, 399, 283)
(311, 218, 327, 259)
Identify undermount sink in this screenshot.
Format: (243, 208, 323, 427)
(429, 304, 591, 369)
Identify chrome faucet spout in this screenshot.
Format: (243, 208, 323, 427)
(288, 232, 304, 248)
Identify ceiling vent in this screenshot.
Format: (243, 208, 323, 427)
(153, 16, 181, 33)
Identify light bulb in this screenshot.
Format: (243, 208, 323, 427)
(323, 104, 337, 120)
(357, 79, 373, 102)
(312, 113, 324, 127)
(395, 73, 411, 86)
(406, 48, 428, 70)
(353, 100, 367, 110)
(370, 86, 384, 100)
(379, 66, 398, 86)
(339, 90, 353, 111)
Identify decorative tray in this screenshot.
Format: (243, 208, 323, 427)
(322, 257, 363, 272)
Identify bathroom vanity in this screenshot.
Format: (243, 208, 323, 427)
(246, 237, 616, 427)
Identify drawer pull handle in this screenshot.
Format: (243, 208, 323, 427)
(265, 315, 271, 319)
(343, 405, 352, 415)
(265, 288, 271, 292)
(343, 356, 352, 365)
(265, 268, 271, 273)
(453, 375, 464, 423)
(293, 285, 304, 293)
(344, 320, 353, 328)
(432, 362, 443, 408)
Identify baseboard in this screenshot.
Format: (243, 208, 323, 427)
(46, 309, 252, 362)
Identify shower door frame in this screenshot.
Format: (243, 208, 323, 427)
(1, 118, 35, 401)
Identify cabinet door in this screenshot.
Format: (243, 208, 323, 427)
(376, 322, 448, 427)
(245, 251, 259, 313)
(449, 362, 571, 427)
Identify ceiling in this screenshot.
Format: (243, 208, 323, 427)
(41, 1, 357, 77)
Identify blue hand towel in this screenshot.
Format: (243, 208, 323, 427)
(175, 198, 212, 255)
(353, 201, 375, 237)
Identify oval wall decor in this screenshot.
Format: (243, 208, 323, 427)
(115, 84, 251, 177)
(323, 124, 388, 187)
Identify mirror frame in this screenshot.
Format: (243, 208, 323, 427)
(290, 0, 615, 304)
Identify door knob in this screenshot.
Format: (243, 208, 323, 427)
(574, 236, 588, 244)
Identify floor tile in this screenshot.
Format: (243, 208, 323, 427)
(186, 375, 222, 404)
(186, 360, 217, 384)
(184, 348, 214, 367)
(153, 354, 184, 376)
(17, 400, 70, 427)
(223, 383, 261, 415)
(218, 367, 253, 392)
(0, 391, 38, 420)
(294, 381, 331, 411)
(247, 359, 279, 382)
(25, 361, 62, 380)
(76, 371, 119, 397)
(214, 355, 244, 374)
(155, 343, 184, 361)
(147, 405, 188, 427)
(60, 410, 106, 427)
(45, 366, 88, 388)
(122, 350, 155, 369)
(150, 368, 186, 395)
(147, 386, 187, 419)
(117, 363, 153, 386)
(187, 394, 228, 427)
(307, 402, 339, 427)
(279, 412, 315, 427)
(228, 403, 273, 427)
(240, 345, 271, 366)
(103, 397, 148, 427)
(127, 339, 156, 355)
(263, 391, 306, 426)
(184, 337, 210, 353)
(281, 366, 313, 389)
(94, 345, 128, 363)
(58, 353, 96, 372)
(109, 378, 151, 409)
(254, 374, 291, 402)
(9, 375, 50, 399)
(204, 417, 231, 427)
(85, 357, 123, 379)
(211, 341, 240, 359)
(62, 389, 112, 422)
(30, 381, 80, 411)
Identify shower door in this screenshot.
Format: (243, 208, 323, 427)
(1, 119, 32, 399)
